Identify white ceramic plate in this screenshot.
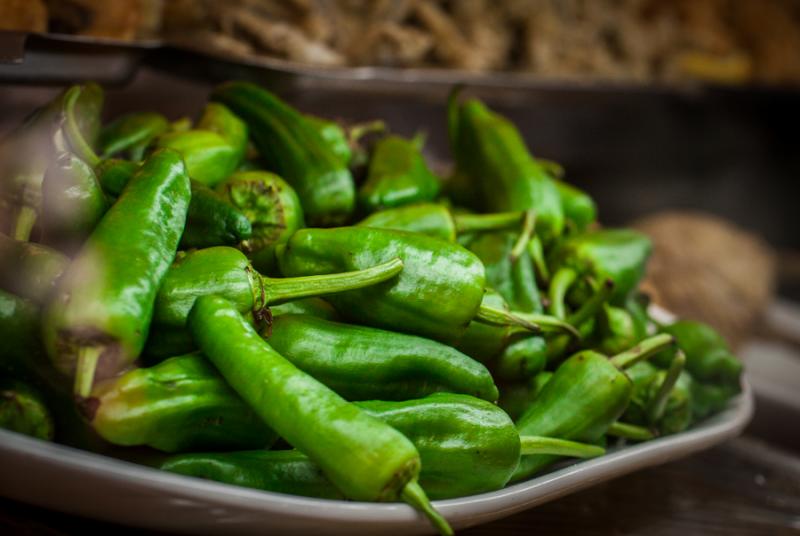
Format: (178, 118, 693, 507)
(0, 382, 752, 535)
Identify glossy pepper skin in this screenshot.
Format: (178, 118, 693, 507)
(212, 81, 356, 226)
(163, 393, 520, 500)
(357, 203, 524, 244)
(40, 150, 109, 249)
(512, 334, 675, 482)
(86, 353, 277, 452)
(358, 135, 440, 213)
(188, 296, 451, 535)
(265, 314, 499, 402)
(156, 130, 238, 188)
(215, 171, 305, 274)
(0, 379, 55, 441)
(42, 149, 191, 396)
(0, 233, 68, 304)
(548, 229, 652, 307)
(555, 181, 597, 233)
(197, 103, 249, 166)
(94, 160, 253, 250)
(448, 94, 564, 242)
(304, 115, 352, 166)
(153, 246, 403, 328)
(98, 111, 169, 161)
(277, 226, 490, 344)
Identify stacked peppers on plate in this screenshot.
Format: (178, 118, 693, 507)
(0, 81, 744, 535)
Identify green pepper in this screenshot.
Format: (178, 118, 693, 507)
(153, 246, 404, 329)
(95, 161, 253, 250)
(593, 300, 649, 356)
(42, 149, 191, 397)
(188, 295, 452, 535)
(156, 130, 238, 188)
(215, 171, 305, 274)
(86, 353, 277, 452)
(512, 333, 676, 482)
(656, 320, 743, 389)
(264, 314, 498, 402)
(0, 379, 54, 441)
(98, 112, 169, 161)
(0, 233, 68, 304)
(689, 380, 740, 420)
(197, 103, 249, 166)
(0, 290, 42, 378)
(357, 135, 440, 213)
(277, 226, 541, 344)
(212, 82, 355, 226)
(40, 149, 109, 248)
(269, 297, 338, 321)
(548, 228, 652, 310)
(447, 94, 564, 242)
(554, 181, 597, 233)
(180, 181, 253, 249)
(356, 203, 525, 243)
(498, 371, 553, 422)
(162, 392, 603, 500)
(304, 115, 352, 167)
(623, 356, 692, 435)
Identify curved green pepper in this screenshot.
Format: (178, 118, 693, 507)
(197, 103, 249, 166)
(265, 314, 498, 402)
(215, 171, 305, 274)
(448, 94, 563, 242)
(593, 300, 649, 356)
(98, 111, 169, 161)
(212, 82, 355, 226)
(358, 135, 440, 213)
(0, 233, 68, 304)
(277, 227, 539, 344)
(153, 246, 404, 328)
(42, 149, 191, 396)
(87, 353, 277, 452)
(548, 228, 652, 309)
(512, 334, 675, 482)
(356, 203, 524, 243)
(0, 379, 54, 441)
(40, 149, 108, 248)
(95, 159, 139, 197)
(305, 115, 351, 166)
(156, 130, 238, 188)
(555, 180, 597, 233)
(188, 295, 452, 535)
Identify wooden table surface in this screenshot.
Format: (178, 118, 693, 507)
(2, 435, 798, 535)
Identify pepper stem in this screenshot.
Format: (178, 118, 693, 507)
(526, 235, 550, 284)
(510, 210, 536, 262)
(453, 210, 527, 236)
(13, 205, 37, 241)
(63, 86, 100, 167)
(475, 304, 541, 333)
(567, 278, 614, 329)
(401, 480, 453, 536)
(610, 333, 676, 371)
(262, 258, 404, 305)
(512, 313, 580, 338)
(547, 267, 577, 320)
(74, 346, 102, 397)
(519, 436, 605, 458)
(647, 350, 686, 424)
(607, 421, 656, 442)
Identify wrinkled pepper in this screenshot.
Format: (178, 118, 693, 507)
(212, 82, 355, 226)
(42, 149, 191, 396)
(265, 314, 499, 402)
(188, 295, 453, 535)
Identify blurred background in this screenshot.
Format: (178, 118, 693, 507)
(0, 1, 799, 534)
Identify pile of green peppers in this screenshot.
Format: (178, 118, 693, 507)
(0, 81, 745, 536)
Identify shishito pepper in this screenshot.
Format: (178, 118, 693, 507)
(624, 354, 692, 435)
(0, 233, 68, 304)
(94, 160, 253, 250)
(98, 111, 169, 161)
(305, 115, 384, 168)
(593, 299, 649, 356)
(86, 353, 277, 452)
(0, 379, 55, 441)
(512, 333, 676, 482)
(547, 228, 652, 310)
(357, 134, 440, 213)
(188, 295, 453, 536)
(356, 203, 525, 244)
(277, 226, 540, 344)
(498, 371, 554, 422)
(42, 149, 191, 396)
(153, 246, 404, 328)
(215, 171, 304, 274)
(264, 314, 499, 402)
(212, 81, 356, 226)
(555, 180, 597, 233)
(162, 393, 603, 500)
(447, 93, 564, 242)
